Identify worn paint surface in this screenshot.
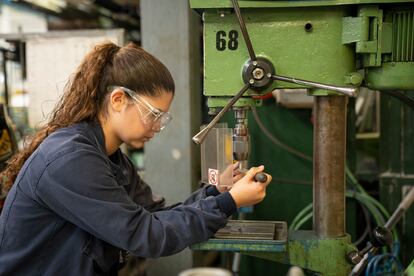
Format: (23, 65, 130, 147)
(193, 231, 355, 275)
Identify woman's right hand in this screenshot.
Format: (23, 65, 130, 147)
(228, 165, 272, 208)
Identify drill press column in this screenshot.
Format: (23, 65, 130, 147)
(313, 96, 348, 238)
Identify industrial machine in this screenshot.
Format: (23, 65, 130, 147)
(189, 0, 414, 275)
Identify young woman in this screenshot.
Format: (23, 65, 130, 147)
(0, 42, 271, 275)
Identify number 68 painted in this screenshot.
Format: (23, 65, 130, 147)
(216, 30, 239, 51)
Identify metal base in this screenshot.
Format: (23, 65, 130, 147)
(192, 230, 355, 275)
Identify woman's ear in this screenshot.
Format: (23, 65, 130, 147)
(109, 89, 128, 112)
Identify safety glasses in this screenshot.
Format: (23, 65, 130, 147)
(108, 86, 172, 131)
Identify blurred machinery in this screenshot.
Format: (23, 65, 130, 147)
(190, 0, 414, 275)
(0, 103, 18, 212)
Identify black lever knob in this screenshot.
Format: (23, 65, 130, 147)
(371, 226, 393, 247)
(254, 173, 268, 183)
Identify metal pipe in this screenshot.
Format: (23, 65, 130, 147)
(384, 186, 414, 230)
(313, 96, 348, 237)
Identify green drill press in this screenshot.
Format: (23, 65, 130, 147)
(189, 0, 414, 275)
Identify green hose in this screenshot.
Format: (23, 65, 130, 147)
(293, 211, 313, 231)
(289, 190, 399, 242)
(290, 203, 312, 230)
(290, 192, 385, 229)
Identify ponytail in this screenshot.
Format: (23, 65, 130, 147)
(0, 42, 119, 192)
(1, 41, 174, 193)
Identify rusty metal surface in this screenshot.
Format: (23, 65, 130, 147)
(313, 96, 348, 238)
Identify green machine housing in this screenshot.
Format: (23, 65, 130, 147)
(193, 0, 414, 99)
(190, 0, 414, 275)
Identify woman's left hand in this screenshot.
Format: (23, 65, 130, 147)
(217, 162, 245, 193)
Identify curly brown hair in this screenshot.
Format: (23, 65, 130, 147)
(1, 41, 174, 192)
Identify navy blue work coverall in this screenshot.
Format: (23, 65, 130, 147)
(0, 121, 236, 275)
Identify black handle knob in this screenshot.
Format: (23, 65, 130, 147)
(372, 226, 392, 247)
(254, 173, 268, 183)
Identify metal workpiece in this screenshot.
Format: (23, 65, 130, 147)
(214, 220, 287, 241)
(192, 220, 288, 252)
(313, 96, 348, 238)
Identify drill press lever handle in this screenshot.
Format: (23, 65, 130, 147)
(272, 75, 357, 97)
(238, 168, 268, 183)
(192, 83, 250, 145)
(231, 0, 256, 61)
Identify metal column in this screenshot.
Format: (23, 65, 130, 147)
(140, 0, 201, 275)
(313, 96, 348, 237)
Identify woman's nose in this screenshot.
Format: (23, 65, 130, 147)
(152, 121, 162, 132)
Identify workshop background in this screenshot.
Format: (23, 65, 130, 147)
(0, 0, 413, 276)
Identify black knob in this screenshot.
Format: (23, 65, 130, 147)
(254, 173, 268, 183)
(372, 226, 393, 247)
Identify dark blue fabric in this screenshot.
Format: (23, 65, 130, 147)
(0, 121, 236, 276)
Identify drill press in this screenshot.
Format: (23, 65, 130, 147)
(190, 0, 414, 274)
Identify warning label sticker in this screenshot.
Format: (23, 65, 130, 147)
(208, 168, 219, 186)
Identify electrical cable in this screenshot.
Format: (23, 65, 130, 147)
(251, 107, 312, 162)
(365, 242, 404, 276)
(354, 204, 372, 247)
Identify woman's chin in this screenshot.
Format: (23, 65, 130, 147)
(127, 140, 145, 149)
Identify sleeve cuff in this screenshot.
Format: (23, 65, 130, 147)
(215, 191, 237, 217)
(206, 185, 220, 197)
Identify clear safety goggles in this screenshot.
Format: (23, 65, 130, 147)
(108, 86, 172, 131)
